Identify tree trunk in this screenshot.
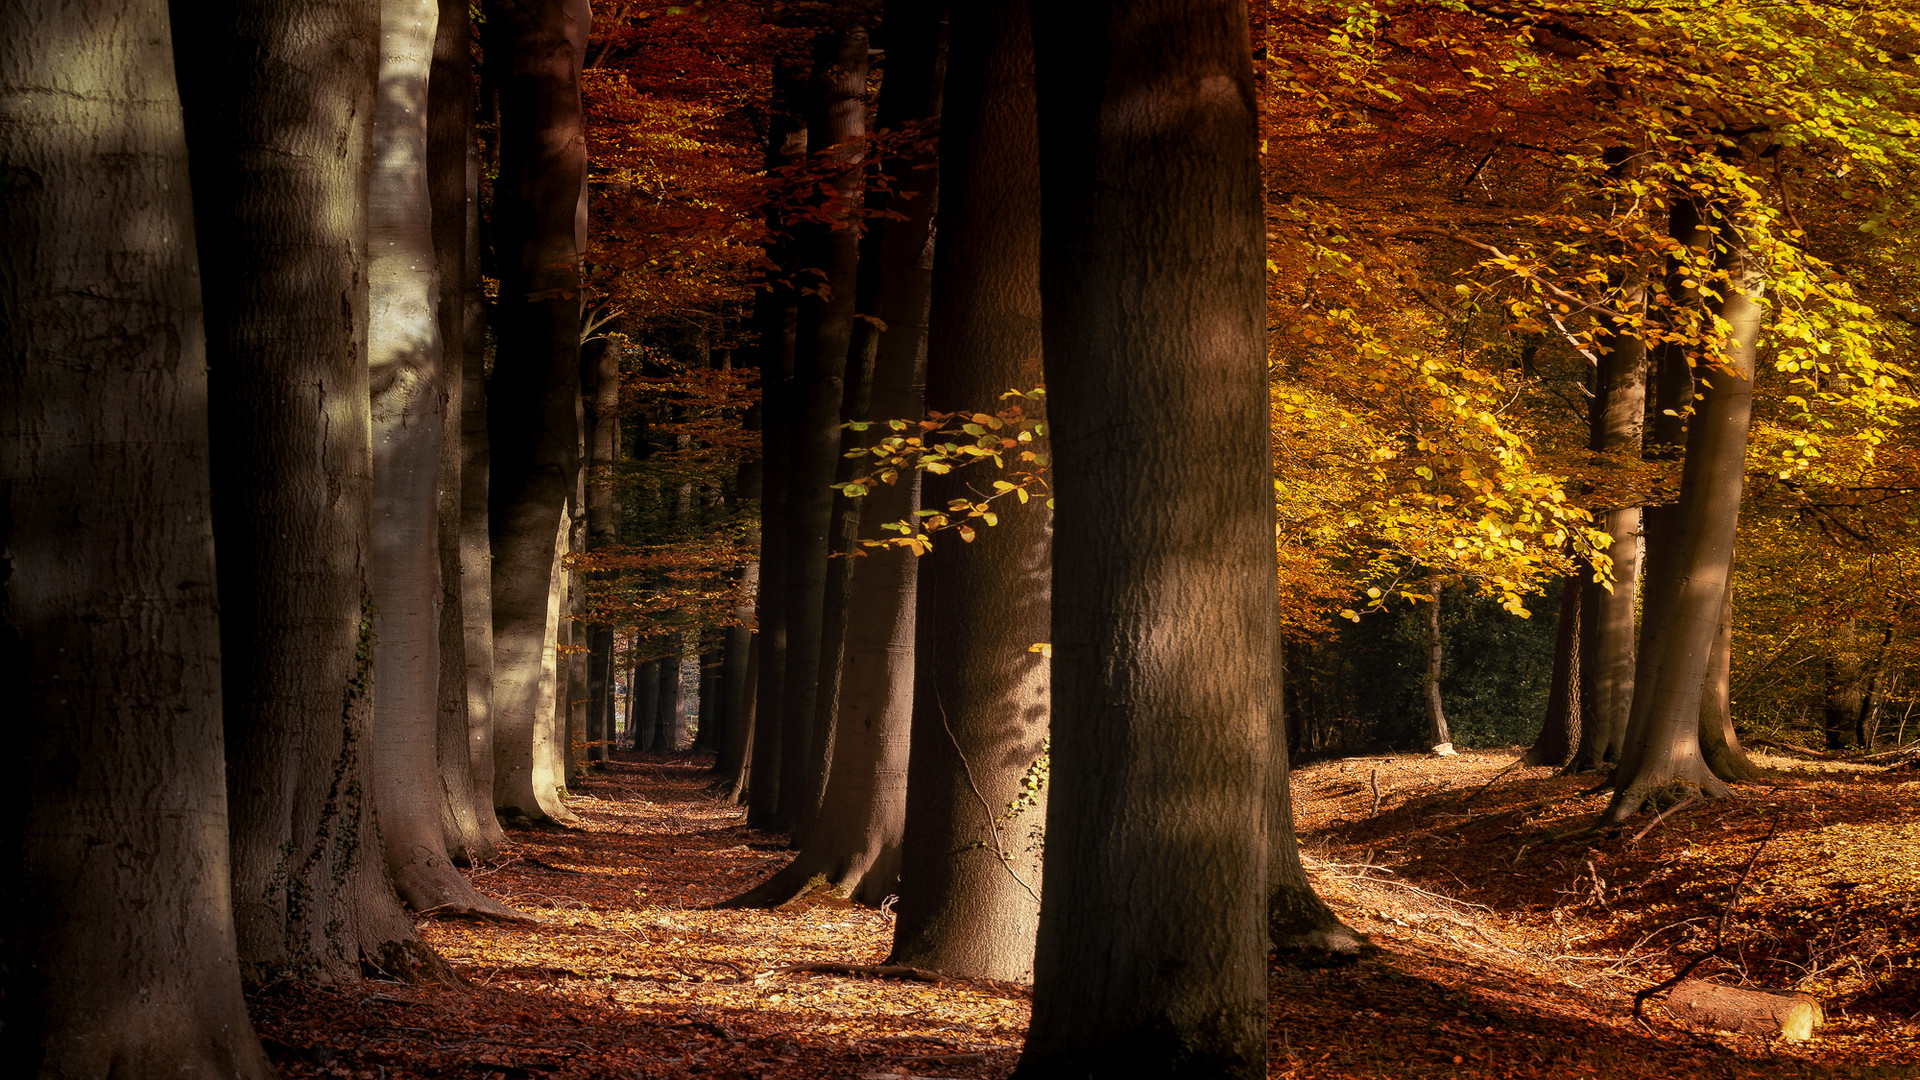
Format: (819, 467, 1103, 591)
(1424, 583, 1453, 753)
(484, 0, 590, 824)
(777, 27, 872, 835)
(174, 0, 454, 980)
(634, 650, 662, 752)
(565, 402, 590, 781)
(1824, 618, 1865, 750)
(1525, 575, 1581, 767)
(730, 0, 943, 908)
(584, 335, 620, 767)
(891, 0, 1048, 982)
(367, 0, 520, 917)
(1605, 207, 1763, 823)
(0, 2, 274, 1067)
(657, 642, 688, 751)
(431, 0, 503, 863)
(1019, 1, 1270, 1074)
(1699, 581, 1762, 781)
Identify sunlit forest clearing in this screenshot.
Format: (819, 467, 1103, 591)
(8, 0, 1920, 1077)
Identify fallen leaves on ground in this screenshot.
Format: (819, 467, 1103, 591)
(249, 748, 1920, 1079)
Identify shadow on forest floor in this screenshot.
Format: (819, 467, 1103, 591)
(247, 748, 1920, 1079)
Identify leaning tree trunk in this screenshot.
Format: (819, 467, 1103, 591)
(174, 0, 452, 980)
(730, 0, 943, 908)
(1524, 575, 1582, 767)
(1019, 1, 1271, 1075)
(890, 0, 1049, 982)
(1699, 581, 1762, 781)
(368, 0, 521, 917)
(0, 2, 274, 1069)
(486, 0, 590, 824)
(1424, 582, 1453, 754)
(430, 0, 502, 862)
(777, 27, 872, 837)
(1605, 208, 1764, 824)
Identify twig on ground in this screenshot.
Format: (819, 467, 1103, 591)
(1631, 813, 1781, 1021)
(1629, 795, 1699, 845)
(1459, 758, 1524, 806)
(1369, 769, 1383, 817)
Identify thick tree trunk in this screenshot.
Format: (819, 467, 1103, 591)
(1424, 583, 1454, 754)
(777, 28, 872, 836)
(1605, 209, 1763, 823)
(634, 650, 662, 752)
(717, 630, 758, 801)
(657, 643, 688, 751)
(368, 0, 520, 917)
(1699, 582, 1762, 781)
(174, 0, 453, 979)
(431, 0, 503, 863)
(731, 0, 943, 908)
(485, 0, 590, 824)
(0, 3, 274, 1068)
(891, 0, 1048, 982)
(1019, 1, 1270, 1075)
(1525, 575, 1581, 767)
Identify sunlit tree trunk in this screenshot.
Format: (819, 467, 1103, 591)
(891, 0, 1048, 982)
(1424, 583, 1453, 754)
(0, 2, 274, 1068)
(1605, 209, 1763, 823)
(1699, 582, 1761, 781)
(486, 0, 590, 824)
(1019, 0, 1270, 1073)
(175, 0, 454, 978)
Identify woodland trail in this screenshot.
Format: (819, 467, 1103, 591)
(250, 750, 1920, 1079)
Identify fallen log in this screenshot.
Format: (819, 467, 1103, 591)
(1666, 980, 1823, 1042)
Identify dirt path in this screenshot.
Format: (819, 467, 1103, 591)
(249, 750, 1919, 1078)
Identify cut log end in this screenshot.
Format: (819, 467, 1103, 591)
(1667, 980, 1824, 1042)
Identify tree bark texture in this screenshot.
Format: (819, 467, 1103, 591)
(1606, 209, 1763, 823)
(584, 335, 621, 766)
(174, 0, 453, 980)
(485, 0, 590, 823)
(1424, 583, 1452, 752)
(0, 3, 274, 1069)
(566, 399, 590, 780)
(634, 651, 662, 751)
(777, 28, 872, 836)
(1021, 1, 1271, 1075)
(891, 0, 1048, 982)
(1525, 575, 1581, 767)
(1699, 581, 1761, 781)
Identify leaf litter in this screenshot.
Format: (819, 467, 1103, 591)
(250, 750, 1919, 1078)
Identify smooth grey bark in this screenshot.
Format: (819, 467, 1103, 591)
(584, 337, 619, 766)
(0, 2, 273, 1069)
(777, 28, 872, 835)
(1524, 575, 1582, 767)
(431, 0, 502, 863)
(731, 0, 943, 908)
(891, 0, 1048, 982)
(566, 392, 590, 780)
(368, 0, 519, 917)
(1605, 209, 1763, 823)
(174, 0, 452, 979)
(1019, 0, 1271, 1074)
(486, 0, 590, 824)
(1424, 583, 1453, 752)
(657, 641, 688, 751)
(1699, 582, 1761, 781)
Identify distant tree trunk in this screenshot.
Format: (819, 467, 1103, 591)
(891, 0, 1048, 982)
(634, 650, 662, 751)
(174, 0, 452, 979)
(0, 7, 273, 1072)
(1699, 582, 1761, 781)
(584, 335, 620, 766)
(657, 641, 687, 751)
(1525, 575, 1581, 767)
(431, 0, 503, 862)
(1424, 584, 1454, 753)
(1824, 618, 1865, 751)
(565, 397, 590, 781)
(1019, 0, 1270, 1074)
(1606, 206, 1762, 823)
(485, 0, 590, 824)
(367, 0, 520, 916)
(695, 638, 724, 752)
(777, 27, 872, 836)
(1857, 624, 1895, 748)
(730, 0, 943, 908)
(746, 60, 808, 827)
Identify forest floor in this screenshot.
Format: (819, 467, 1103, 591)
(249, 747, 1920, 1079)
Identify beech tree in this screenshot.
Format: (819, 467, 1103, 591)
(1020, 0, 1272, 1074)
(175, 0, 450, 977)
(0, 1, 272, 1071)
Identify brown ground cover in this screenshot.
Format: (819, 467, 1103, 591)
(249, 748, 1920, 1079)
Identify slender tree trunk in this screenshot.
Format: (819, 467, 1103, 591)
(1526, 575, 1581, 767)
(1824, 617, 1865, 750)
(777, 28, 872, 836)
(1605, 208, 1763, 823)
(0, 3, 274, 1069)
(891, 0, 1048, 981)
(1424, 583, 1454, 753)
(731, 0, 943, 908)
(174, 0, 454, 980)
(1699, 581, 1762, 781)
(566, 396, 590, 780)
(485, 0, 590, 824)
(634, 650, 662, 752)
(657, 641, 688, 751)
(367, 0, 519, 917)
(1019, 1, 1270, 1074)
